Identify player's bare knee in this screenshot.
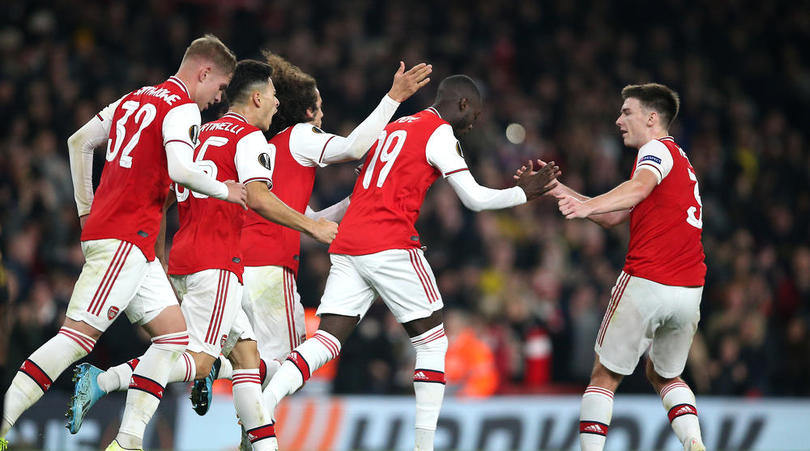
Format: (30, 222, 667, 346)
(317, 314, 356, 344)
(645, 358, 677, 390)
(143, 305, 187, 337)
(228, 340, 260, 370)
(403, 310, 443, 337)
(62, 318, 103, 341)
(590, 358, 622, 391)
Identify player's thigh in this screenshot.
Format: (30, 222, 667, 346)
(359, 248, 443, 324)
(242, 265, 305, 361)
(595, 272, 657, 376)
(127, 260, 182, 330)
(66, 239, 149, 333)
(173, 269, 243, 357)
(221, 308, 257, 360)
(649, 285, 702, 378)
(317, 254, 377, 321)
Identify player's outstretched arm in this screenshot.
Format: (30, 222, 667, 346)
(305, 196, 351, 222)
(246, 182, 337, 244)
(515, 159, 631, 228)
(317, 62, 432, 165)
(558, 168, 658, 222)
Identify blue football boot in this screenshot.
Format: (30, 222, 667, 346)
(190, 357, 220, 415)
(66, 363, 107, 434)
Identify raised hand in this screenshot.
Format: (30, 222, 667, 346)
(515, 160, 561, 201)
(387, 62, 433, 102)
(224, 180, 248, 210)
(514, 159, 565, 198)
(558, 195, 593, 219)
(311, 218, 338, 244)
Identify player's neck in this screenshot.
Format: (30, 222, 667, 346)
(172, 72, 195, 99)
(229, 105, 259, 127)
(638, 128, 669, 148)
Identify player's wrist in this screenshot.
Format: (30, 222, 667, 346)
(384, 92, 404, 104)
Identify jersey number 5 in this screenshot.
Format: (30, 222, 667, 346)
(686, 167, 703, 229)
(362, 130, 407, 189)
(106, 100, 157, 168)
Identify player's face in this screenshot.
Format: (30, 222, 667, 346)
(197, 67, 232, 111)
(616, 97, 650, 148)
(310, 89, 324, 128)
(258, 78, 280, 132)
(455, 99, 482, 135)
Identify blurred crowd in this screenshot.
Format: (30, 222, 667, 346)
(1, 0, 808, 399)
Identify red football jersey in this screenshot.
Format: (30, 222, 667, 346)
(82, 77, 199, 261)
(241, 125, 317, 275)
(330, 109, 448, 255)
(168, 112, 275, 282)
(623, 136, 706, 286)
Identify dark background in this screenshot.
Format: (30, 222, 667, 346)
(1, 0, 808, 405)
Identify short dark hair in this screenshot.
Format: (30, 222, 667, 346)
(262, 50, 318, 136)
(182, 34, 237, 74)
(225, 60, 273, 106)
(435, 75, 482, 105)
(621, 83, 680, 127)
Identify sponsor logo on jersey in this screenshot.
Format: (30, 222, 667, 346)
(258, 153, 273, 171)
(455, 142, 464, 157)
(108, 306, 120, 320)
(189, 124, 200, 145)
(640, 154, 662, 164)
(312, 126, 324, 134)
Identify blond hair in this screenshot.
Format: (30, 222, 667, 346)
(182, 34, 236, 74)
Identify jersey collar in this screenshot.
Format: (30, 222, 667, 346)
(658, 136, 675, 142)
(223, 111, 248, 123)
(167, 76, 190, 97)
(426, 107, 442, 118)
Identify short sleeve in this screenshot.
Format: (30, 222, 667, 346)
(635, 140, 674, 184)
(289, 123, 336, 167)
(162, 103, 201, 150)
(235, 130, 275, 187)
(425, 124, 469, 178)
(96, 95, 125, 134)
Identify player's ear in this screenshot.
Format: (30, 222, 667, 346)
(199, 65, 211, 83)
(458, 97, 468, 113)
(305, 107, 315, 120)
(253, 90, 262, 108)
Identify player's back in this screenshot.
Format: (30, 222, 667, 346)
(82, 77, 198, 261)
(625, 136, 706, 286)
(330, 108, 446, 256)
(169, 112, 261, 281)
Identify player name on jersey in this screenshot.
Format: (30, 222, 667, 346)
(200, 121, 245, 134)
(131, 86, 183, 105)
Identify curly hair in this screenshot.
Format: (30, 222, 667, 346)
(262, 50, 318, 136)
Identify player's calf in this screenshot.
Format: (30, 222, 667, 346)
(2, 326, 96, 437)
(116, 330, 189, 449)
(410, 324, 448, 451)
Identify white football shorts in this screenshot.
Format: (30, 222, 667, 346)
(241, 265, 306, 362)
(596, 271, 702, 378)
(170, 269, 255, 358)
(317, 248, 443, 323)
(66, 239, 177, 332)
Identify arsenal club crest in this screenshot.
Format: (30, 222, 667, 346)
(108, 306, 120, 320)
